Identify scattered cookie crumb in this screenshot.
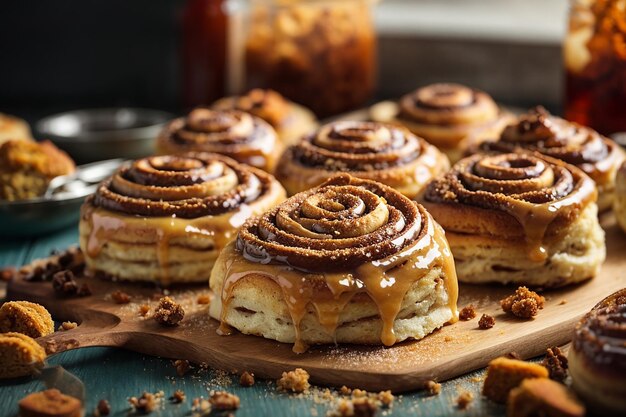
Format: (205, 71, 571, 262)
(501, 286, 545, 319)
(425, 380, 441, 396)
(456, 391, 473, 409)
(377, 390, 394, 408)
(95, 399, 111, 416)
(52, 270, 79, 295)
(173, 359, 190, 376)
(340, 386, 352, 396)
(239, 371, 255, 387)
(558, 299, 568, 305)
(58, 321, 78, 331)
(209, 391, 240, 410)
(506, 352, 522, 360)
(19, 389, 81, 417)
(171, 390, 186, 404)
(478, 314, 495, 329)
(138, 305, 150, 317)
(129, 392, 158, 414)
(1, 267, 15, 282)
(197, 294, 211, 305)
(507, 377, 585, 417)
(329, 397, 378, 417)
(153, 297, 185, 326)
(278, 368, 310, 393)
(470, 376, 483, 383)
(459, 305, 477, 321)
(444, 336, 453, 342)
(483, 357, 549, 403)
(111, 290, 131, 304)
(542, 346, 568, 382)
(192, 398, 211, 413)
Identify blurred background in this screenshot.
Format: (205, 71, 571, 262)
(0, 0, 567, 121)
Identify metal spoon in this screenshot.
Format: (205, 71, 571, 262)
(44, 159, 125, 198)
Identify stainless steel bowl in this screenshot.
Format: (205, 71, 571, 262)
(0, 159, 124, 237)
(36, 108, 173, 163)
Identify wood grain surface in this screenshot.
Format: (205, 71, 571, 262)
(6, 216, 625, 393)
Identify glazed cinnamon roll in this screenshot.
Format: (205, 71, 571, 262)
(479, 106, 625, 212)
(422, 153, 605, 287)
(212, 89, 318, 146)
(370, 83, 513, 163)
(209, 174, 459, 353)
(569, 288, 626, 415)
(156, 108, 282, 172)
(79, 153, 286, 286)
(276, 121, 449, 198)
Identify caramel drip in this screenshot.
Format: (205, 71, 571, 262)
(424, 153, 597, 261)
(85, 205, 248, 286)
(216, 175, 458, 353)
(484, 106, 623, 182)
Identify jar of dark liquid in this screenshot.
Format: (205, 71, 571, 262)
(565, 0, 626, 137)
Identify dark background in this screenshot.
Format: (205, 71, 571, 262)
(0, 1, 562, 124)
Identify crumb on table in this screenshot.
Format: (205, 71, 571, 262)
(425, 380, 441, 396)
(500, 287, 545, 319)
(173, 359, 190, 376)
(239, 371, 255, 387)
(153, 297, 185, 326)
(542, 346, 568, 382)
(209, 391, 240, 410)
(483, 357, 549, 403)
(459, 305, 477, 321)
(58, 321, 77, 331)
(278, 368, 310, 393)
(456, 391, 473, 409)
(478, 314, 495, 329)
(507, 378, 585, 417)
(111, 290, 131, 304)
(171, 390, 186, 404)
(95, 399, 111, 416)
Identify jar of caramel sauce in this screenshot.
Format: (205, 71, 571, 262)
(565, 0, 626, 137)
(236, 0, 378, 117)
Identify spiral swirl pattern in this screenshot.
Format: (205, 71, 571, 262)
(93, 153, 273, 218)
(157, 108, 280, 171)
(399, 83, 500, 127)
(573, 288, 626, 375)
(237, 174, 424, 271)
(277, 121, 448, 197)
(484, 106, 620, 175)
(212, 89, 290, 128)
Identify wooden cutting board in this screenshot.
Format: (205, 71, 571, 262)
(6, 215, 626, 393)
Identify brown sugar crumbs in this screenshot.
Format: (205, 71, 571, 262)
(153, 296, 185, 326)
(340, 386, 352, 396)
(58, 321, 77, 331)
(209, 391, 240, 410)
(95, 399, 111, 416)
(173, 359, 190, 376)
(138, 304, 150, 317)
(542, 346, 568, 382)
(197, 294, 211, 305)
(501, 286, 545, 319)
(425, 380, 441, 396)
(239, 371, 255, 387)
(377, 390, 394, 408)
(129, 392, 157, 413)
(111, 290, 131, 304)
(52, 270, 79, 295)
(171, 390, 186, 404)
(456, 391, 473, 409)
(330, 397, 378, 417)
(278, 368, 310, 393)
(459, 305, 477, 321)
(478, 314, 495, 329)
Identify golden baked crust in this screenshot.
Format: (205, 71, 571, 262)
(0, 301, 54, 338)
(210, 174, 458, 352)
(507, 378, 585, 417)
(0, 139, 76, 201)
(18, 389, 82, 417)
(482, 357, 549, 403)
(79, 153, 285, 286)
(478, 106, 625, 212)
(0, 332, 46, 379)
(422, 152, 605, 287)
(212, 89, 317, 146)
(276, 121, 450, 198)
(0, 113, 32, 144)
(370, 83, 513, 163)
(569, 288, 626, 415)
(156, 108, 282, 172)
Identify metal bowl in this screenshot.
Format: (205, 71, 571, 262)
(0, 159, 124, 238)
(36, 108, 173, 163)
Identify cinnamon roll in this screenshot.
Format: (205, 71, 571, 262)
(370, 83, 513, 163)
(479, 106, 625, 212)
(422, 153, 605, 287)
(569, 288, 626, 415)
(0, 113, 32, 145)
(79, 153, 286, 286)
(209, 174, 458, 353)
(156, 108, 282, 172)
(212, 89, 318, 146)
(613, 161, 626, 233)
(276, 121, 449, 198)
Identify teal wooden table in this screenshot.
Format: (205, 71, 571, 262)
(0, 227, 507, 417)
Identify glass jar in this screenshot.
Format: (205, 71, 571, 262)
(564, 0, 626, 136)
(235, 0, 378, 117)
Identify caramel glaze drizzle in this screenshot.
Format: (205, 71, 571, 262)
(157, 108, 278, 169)
(84, 153, 283, 286)
(217, 174, 459, 353)
(398, 83, 499, 126)
(481, 106, 624, 184)
(424, 152, 597, 262)
(573, 288, 626, 376)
